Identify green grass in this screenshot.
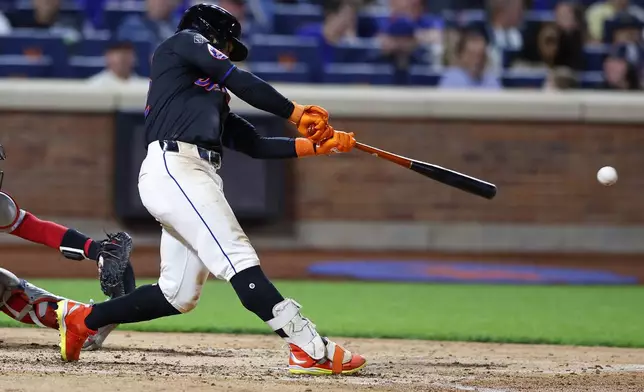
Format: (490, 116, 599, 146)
(2, 279, 643, 348)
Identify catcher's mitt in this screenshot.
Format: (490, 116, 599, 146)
(97, 232, 133, 298)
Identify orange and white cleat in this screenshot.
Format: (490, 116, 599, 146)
(288, 338, 367, 376)
(56, 299, 96, 361)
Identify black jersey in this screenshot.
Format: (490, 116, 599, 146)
(144, 29, 295, 152)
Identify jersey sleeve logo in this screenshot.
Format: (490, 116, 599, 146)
(193, 34, 208, 44)
(207, 44, 228, 60)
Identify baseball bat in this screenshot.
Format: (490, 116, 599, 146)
(354, 141, 497, 200)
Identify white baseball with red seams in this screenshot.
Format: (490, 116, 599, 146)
(597, 166, 618, 186)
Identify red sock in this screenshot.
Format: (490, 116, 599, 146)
(10, 212, 69, 250)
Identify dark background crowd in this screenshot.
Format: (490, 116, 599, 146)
(0, 0, 643, 90)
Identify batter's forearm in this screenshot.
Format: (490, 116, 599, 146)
(225, 69, 295, 119)
(242, 137, 298, 159)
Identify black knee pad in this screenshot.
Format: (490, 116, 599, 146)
(230, 266, 284, 322)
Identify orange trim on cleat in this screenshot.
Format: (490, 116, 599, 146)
(55, 300, 97, 362)
(288, 344, 367, 376)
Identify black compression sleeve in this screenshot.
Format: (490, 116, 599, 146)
(224, 68, 295, 119)
(223, 113, 298, 159)
(84, 284, 179, 330)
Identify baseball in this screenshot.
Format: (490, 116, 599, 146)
(597, 166, 618, 186)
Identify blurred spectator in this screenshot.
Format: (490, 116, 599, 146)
(608, 12, 644, 44)
(484, 0, 527, 72)
(116, 0, 181, 49)
(486, 0, 525, 52)
(543, 66, 578, 90)
(513, 3, 584, 71)
(514, 20, 584, 71)
(296, 0, 364, 64)
(601, 44, 641, 90)
(0, 7, 10, 35)
(513, 22, 559, 70)
(604, 13, 644, 71)
(439, 29, 501, 89)
(215, 0, 266, 37)
(375, 17, 429, 84)
(386, 0, 444, 45)
(553, 1, 585, 70)
(87, 40, 147, 86)
(586, 0, 644, 43)
(7, 0, 82, 43)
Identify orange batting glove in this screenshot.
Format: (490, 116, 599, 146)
(289, 102, 333, 143)
(295, 128, 356, 157)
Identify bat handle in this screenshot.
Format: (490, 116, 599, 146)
(354, 142, 411, 168)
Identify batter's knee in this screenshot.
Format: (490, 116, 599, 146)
(0, 192, 23, 232)
(158, 276, 204, 314)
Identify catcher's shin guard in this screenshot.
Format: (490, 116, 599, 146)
(0, 268, 64, 329)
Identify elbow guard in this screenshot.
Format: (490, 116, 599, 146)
(0, 192, 24, 233)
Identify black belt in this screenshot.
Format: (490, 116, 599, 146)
(159, 140, 221, 169)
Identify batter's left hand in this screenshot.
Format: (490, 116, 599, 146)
(316, 129, 356, 155)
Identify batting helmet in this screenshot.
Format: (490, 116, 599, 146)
(177, 3, 248, 62)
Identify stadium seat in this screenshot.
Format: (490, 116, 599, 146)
(0, 55, 52, 78)
(68, 56, 105, 78)
(579, 71, 605, 89)
(357, 9, 389, 38)
(73, 37, 111, 56)
(245, 62, 310, 83)
(246, 35, 320, 66)
(272, 4, 323, 36)
(67, 37, 152, 77)
(502, 49, 521, 69)
(524, 10, 555, 22)
(407, 66, 442, 86)
(584, 44, 609, 71)
(103, 9, 144, 32)
(501, 70, 548, 88)
(0, 32, 71, 77)
(333, 39, 381, 63)
(323, 63, 395, 85)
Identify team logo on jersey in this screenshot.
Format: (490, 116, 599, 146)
(207, 44, 228, 60)
(193, 34, 208, 44)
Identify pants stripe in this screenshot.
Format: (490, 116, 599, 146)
(162, 151, 237, 275)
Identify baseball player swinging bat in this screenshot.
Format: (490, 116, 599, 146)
(53, 3, 366, 376)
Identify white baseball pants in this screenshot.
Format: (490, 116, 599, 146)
(138, 141, 260, 313)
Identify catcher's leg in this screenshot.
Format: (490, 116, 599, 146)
(0, 268, 66, 329)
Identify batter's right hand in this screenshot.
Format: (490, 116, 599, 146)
(289, 102, 333, 143)
(316, 129, 356, 155)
